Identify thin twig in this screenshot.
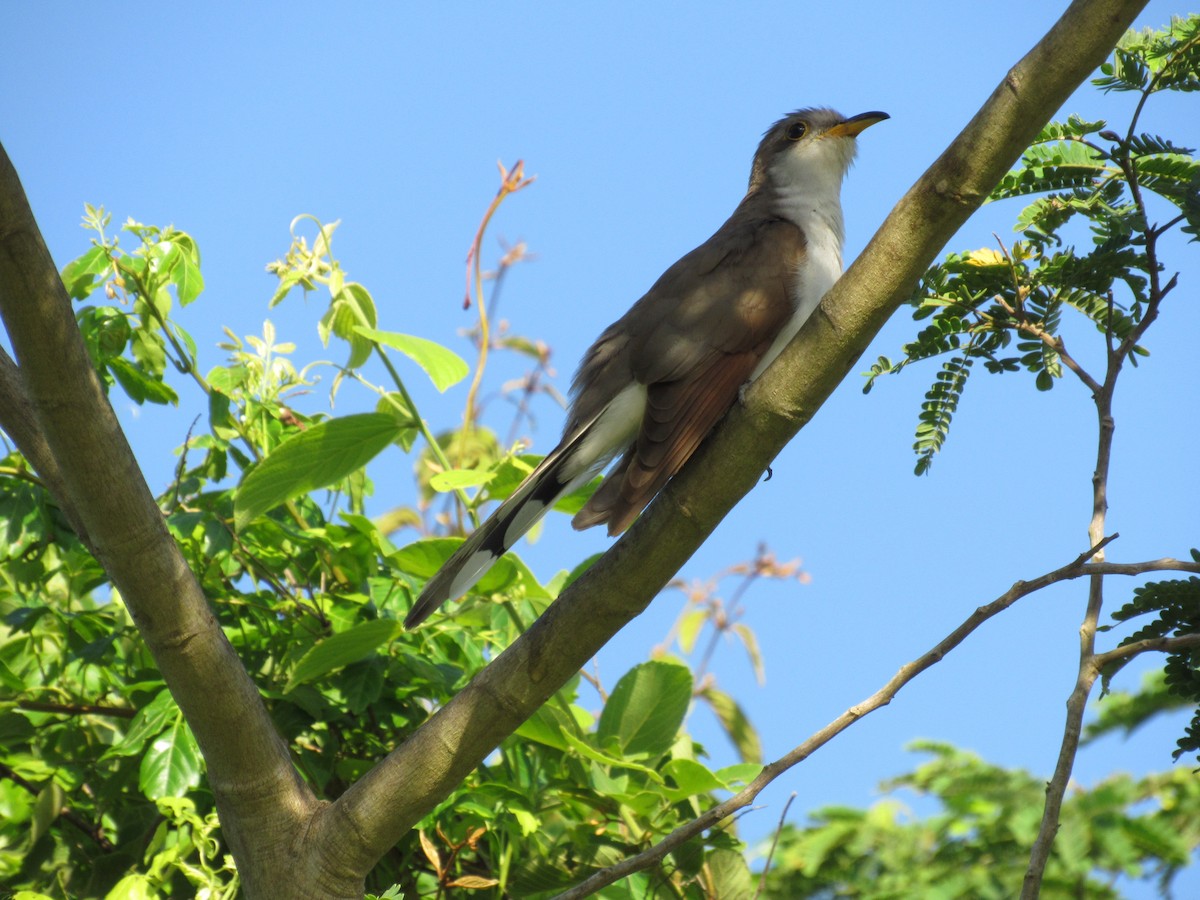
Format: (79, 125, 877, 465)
(753, 792, 797, 900)
(1020, 55, 1187, 888)
(993, 295, 1103, 395)
(551, 535, 1118, 900)
(17, 701, 137, 719)
(0, 761, 115, 852)
(1093, 632, 1200, 669)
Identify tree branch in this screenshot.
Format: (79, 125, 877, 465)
(1093, 633, 1200, 670)
(0, 145, 326, 896)
(325, 0, 1153, 872)
(17, 700, 137, 719)
(552, 536, 1119, 898)
(1022, 20, 1168, 889)
(1082, 558, 1200, 577)
(0, 344, 92, 547)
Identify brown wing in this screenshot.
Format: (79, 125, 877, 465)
(571, 208, 805, 534)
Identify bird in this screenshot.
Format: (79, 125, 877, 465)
(405, 107, 888, 629)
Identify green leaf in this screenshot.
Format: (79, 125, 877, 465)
(428, 468, 496, 492)
(107, 357, 179, 406)
(171, 253, 204, 305)
(715, 763, 762, 787)
(105, 688, 177, 758)
(355, 327, 468, 391)
(138, 714, 203, 800)
(597, 660, 692, 757)
(285, 618, 402, 691)
(391, 537, 459, 578)
(342, 659, 386, 713)
(61, 245, 110, 299)
(513, 702, 576, 751)
(328, 283, 377, 368)
(559, 730, 664, 781)
(700, 686, 763, 765)
(706, 847, 754, 900)
(105, 875, 156, 900)
(677, 609, 707, 654)
(29, 779, 65, 849)
(661, 758, 723, 800)
(0, 657, 25, 692)
(732, 622, 765, 685)
(234, 412, 402, 529)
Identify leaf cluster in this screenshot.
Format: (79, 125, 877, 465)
(60, 205, 206, 406)
(1106, 552, 1200, 762)
(763, 741, 1200, 898)
(864, 15, 1200, 474)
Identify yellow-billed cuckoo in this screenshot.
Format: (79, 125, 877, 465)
(405, 107, 887, 629)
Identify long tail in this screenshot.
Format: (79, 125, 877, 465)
(403, 435, 593, 629)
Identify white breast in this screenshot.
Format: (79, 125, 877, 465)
(749, 197, 845, 381)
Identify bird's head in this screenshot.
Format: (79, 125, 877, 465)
(750, 108, 889, 196)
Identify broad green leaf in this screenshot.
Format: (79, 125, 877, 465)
(341, 659, 386, 713)
(706, 847, 754, 900)
(0, 657, 25, 691)
(286, 618, 402, 691)
(139, 715, 203, 800)
(714, 763, 762, 787)
(108, 357, 179, 406)
(513, 702, 575, 751)
(171, 253, 204, 305)
(234, 412, 402, 529)
(29, 780, 65, 849)
(559, 730, 663, 782)
(324, 284, 377, 368)
(105, 688, 177, 759)
(61, 245, 110, 299)
(597, 660, 692, 757)
(677, 608, 707, 654)
(428, 468, 496, 492)
(510, 808, 539, 837)
(661, 758, 722, 801)
(105, 876, 156, 900)
(374, 393, 420, 451)
(355, 327, 468, 392)
(339, 283, 377, 330)
(392, 538, 459, 578)
(701, 686, 763, 765)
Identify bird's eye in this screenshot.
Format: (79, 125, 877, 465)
(786, 122, 808, 141)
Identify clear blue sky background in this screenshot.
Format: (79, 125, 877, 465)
(5, 1, 1198, 894)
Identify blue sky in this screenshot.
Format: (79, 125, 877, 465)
(5, 1, 1199, 892)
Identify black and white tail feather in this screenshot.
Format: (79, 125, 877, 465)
(404, 416, 605, 629)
